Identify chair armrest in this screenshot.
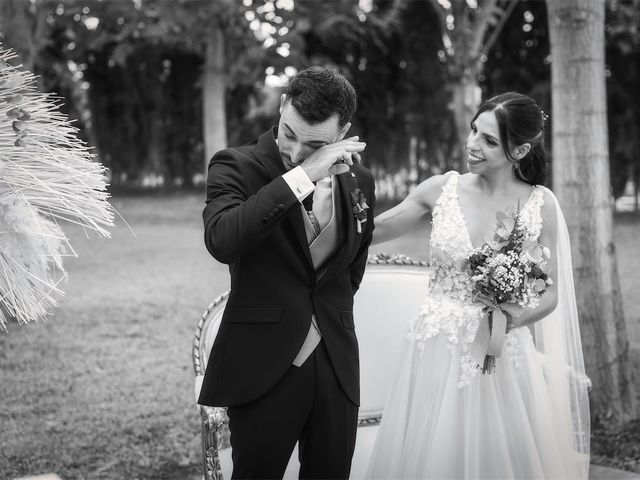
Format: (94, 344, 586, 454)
(200, 405, 229, 480)
(193, 293, 231, 479)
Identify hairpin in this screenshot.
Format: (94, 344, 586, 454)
(541, 110, 549, 122)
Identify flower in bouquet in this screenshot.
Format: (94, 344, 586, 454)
(462, 202, 553, 373)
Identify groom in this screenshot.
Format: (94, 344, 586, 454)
(198, 66, 376, 479)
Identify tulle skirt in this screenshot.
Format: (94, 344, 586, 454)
(365, 326, 588, 479)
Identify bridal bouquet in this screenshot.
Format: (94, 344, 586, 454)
(0, 45, 115, 330)
(462, 203, 552, 373)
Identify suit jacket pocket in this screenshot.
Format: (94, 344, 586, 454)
(224, 305, 282, 324)
(341, 311, 355, 329)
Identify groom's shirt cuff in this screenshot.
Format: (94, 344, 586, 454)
(283, 166, 315, 202)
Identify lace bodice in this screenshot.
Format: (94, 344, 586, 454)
(407, 172, 545, 386)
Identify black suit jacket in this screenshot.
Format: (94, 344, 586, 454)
(198, 128, 375, 408)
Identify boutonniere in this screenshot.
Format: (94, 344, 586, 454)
(350, 187, 369, 233)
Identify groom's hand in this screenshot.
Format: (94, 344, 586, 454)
(301, 136, 366, 182)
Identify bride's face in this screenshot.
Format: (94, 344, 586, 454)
(465, 110, 509, 174)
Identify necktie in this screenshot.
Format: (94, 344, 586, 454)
(312, 177, 332, 232)
(302, 190, 321, 236)
(302, 177, 331, 238)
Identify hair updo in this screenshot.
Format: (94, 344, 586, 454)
(472, 92, 549, 186)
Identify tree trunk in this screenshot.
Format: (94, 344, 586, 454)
(202, 26, 227, 173)
(145, 63, 167, 185)
(634, 164, 639, 212)
(0, 0, 34, 71)
(547, 0, 636, 425)
(451, 73, 479, 171)
(0, 0, 50, 79)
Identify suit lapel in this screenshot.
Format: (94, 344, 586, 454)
(255, 128, 313, 267)
(289, 205, 314, 267)
(336, 171, 356, 246)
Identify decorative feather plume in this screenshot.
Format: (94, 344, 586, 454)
(0, 45, 115, 330)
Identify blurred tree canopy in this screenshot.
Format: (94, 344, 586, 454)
(0, 0, 638, 198)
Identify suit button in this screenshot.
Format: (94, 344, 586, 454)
(262, 217, 269, 223)
(278, 203, 285, 211)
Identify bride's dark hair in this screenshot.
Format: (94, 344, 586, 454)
(472, 92, 549, 186)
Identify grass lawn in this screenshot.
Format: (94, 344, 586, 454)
(0, 193, 639, 479)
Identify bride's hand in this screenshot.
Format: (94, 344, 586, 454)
(498, 303, 524, 333)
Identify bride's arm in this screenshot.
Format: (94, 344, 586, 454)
(511, 190, 559, 329)
(372, 174, 448, 245)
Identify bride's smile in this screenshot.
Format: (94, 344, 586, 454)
(467, 151, 486, 165)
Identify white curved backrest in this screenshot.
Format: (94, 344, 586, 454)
(354, 264, 428, 418)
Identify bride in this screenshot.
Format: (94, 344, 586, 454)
(366, 92, 590, 479)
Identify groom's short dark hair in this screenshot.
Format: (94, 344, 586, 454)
(284, 66, 357, 127)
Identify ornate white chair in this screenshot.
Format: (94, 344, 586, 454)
(192, 255, 428, 480)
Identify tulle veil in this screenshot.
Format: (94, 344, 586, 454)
(534, 186, 591, 477)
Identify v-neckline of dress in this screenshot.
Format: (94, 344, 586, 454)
(455, 176, 537, 251)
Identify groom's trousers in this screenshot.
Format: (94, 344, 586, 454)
(226, 340, 358, 479)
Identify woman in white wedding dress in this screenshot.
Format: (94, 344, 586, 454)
(366, 92, 590, 479)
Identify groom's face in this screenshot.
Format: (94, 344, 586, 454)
(277, 98, 344, 171)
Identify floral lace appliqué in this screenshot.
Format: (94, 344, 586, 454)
(505, 332, 523, 370)
(407, 173, 545, 387)
(519, 188, 544, 240)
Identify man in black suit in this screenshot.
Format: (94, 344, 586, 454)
(198, 66, 375, 479)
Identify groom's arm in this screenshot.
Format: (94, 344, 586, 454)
(203, 150, 308, 264)
(349, 173, 376, 295)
